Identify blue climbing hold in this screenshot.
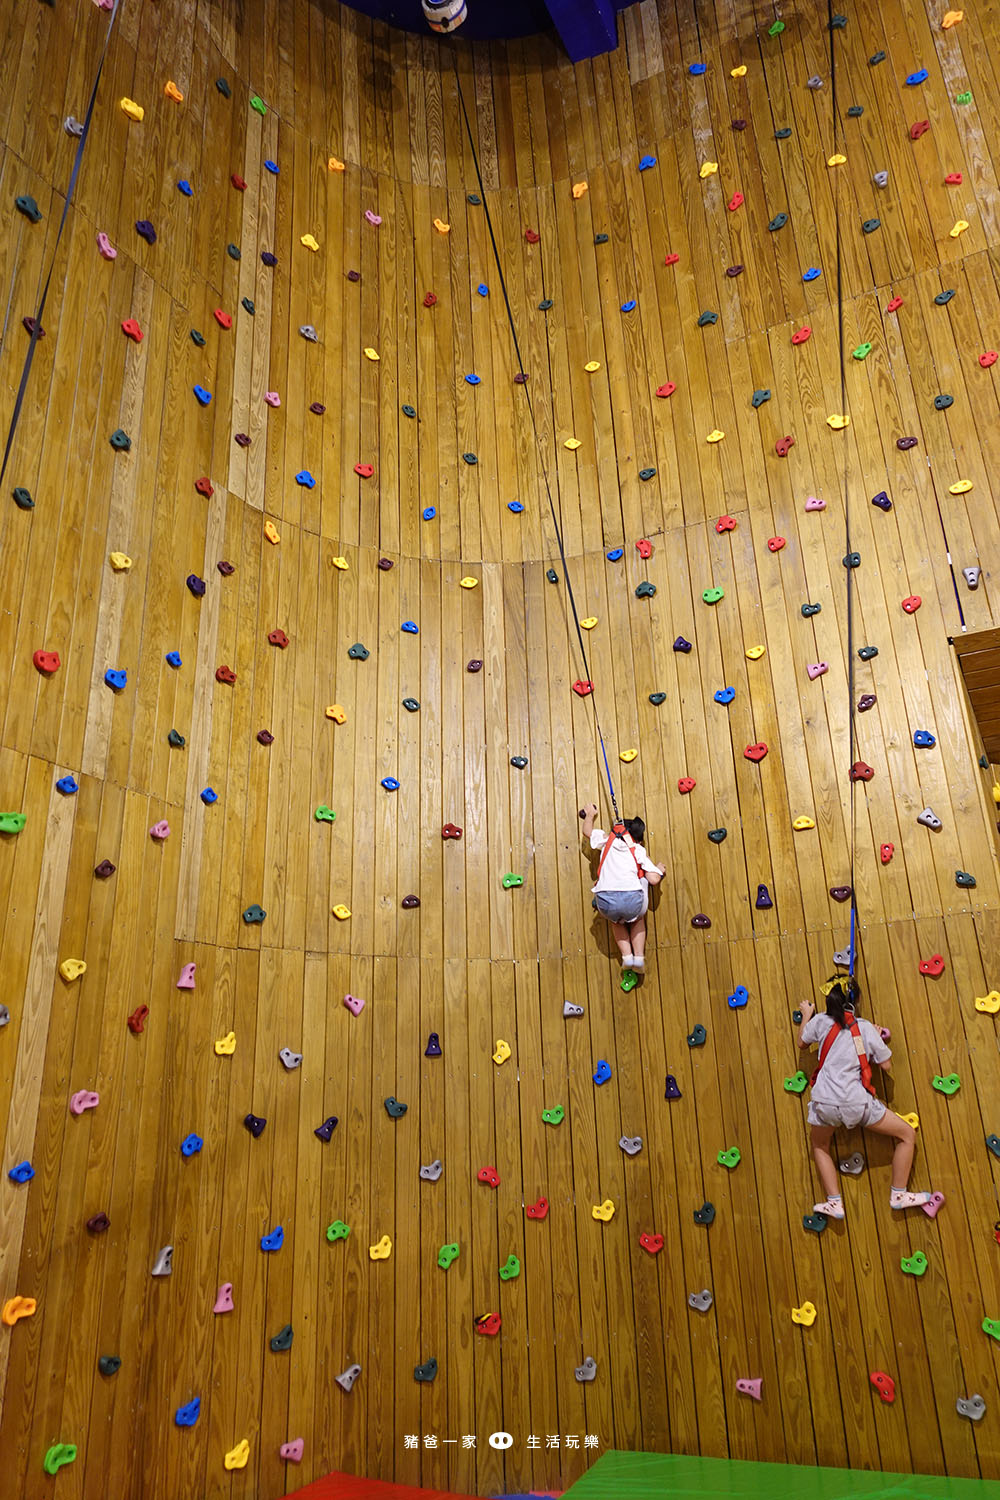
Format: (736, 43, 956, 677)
(260, 1225, 284, 1252)
(913, 730, 936, 748)
(905, 69, 928, 85)
(639, 154, 657, 170)
(295, 471, 315, 488)
(8, 1161, 34, 1183)
(606, 548, 624, 562)
(422, 507, 436, 520)
(56, 776, 78, 796)
(508, 502, 524, 513)
(593, 1060, 612, 1086)
(401, 621, 419, 634)
(201, 788, 217, 805)
(477, 283, 489, 297)
(104, 669, 127, 692)
(264, 159, 279, 173)
(727, 985, 749, 1009)
(381, 777, 400, 791)
(175, 1397, 201, 1427)
(689, 62, 706, 75)
(165, 651, 182, 668)
(177, 180, 193, 196)
(714, 687, 736, 705)
(803, 267, 821, 282)
(180, 1133, 203, 1157)
(465, 373, 481, 385)
(193, 385, 212, 406)
(621, 299, 637, 312)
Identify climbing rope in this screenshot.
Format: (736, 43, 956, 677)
(452, 58, 622, 828)
(0, 0, 121, 492)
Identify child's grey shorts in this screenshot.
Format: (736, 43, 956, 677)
(595, 889, 647, 924)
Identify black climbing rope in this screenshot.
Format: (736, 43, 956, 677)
(451, 56, 622, 828)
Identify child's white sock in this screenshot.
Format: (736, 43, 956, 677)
(622, 954, 634, 968)
(813, 1194, 844, 1219)
(890, 1188, 930, 1209)
(631, 955, 645, 970)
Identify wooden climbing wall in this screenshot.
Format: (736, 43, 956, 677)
(3, 0, 1000, 1494)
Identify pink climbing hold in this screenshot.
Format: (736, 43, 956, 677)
(150, 820, 171, 840)
(280, 1439, 304, 1463)
(804, 496, 825, 512)
(806, 662, 829, 679)
(96, 231, 117, 260)
(736, 1378, 762, 1401)
(176, 963, 196, 989)
(213, 1282, 234, 1314)
(70, 1090, 100, 1116)
(364, 209, 382, 226)
(343, 993, 365, 1016)
(264, 391, 281, 407)
(921, 1191, 945, 1219)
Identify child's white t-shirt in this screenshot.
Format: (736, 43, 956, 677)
(590, 828, 659, 893)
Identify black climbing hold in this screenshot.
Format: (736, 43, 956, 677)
(858, 645, 878, 661)
(109, 429, 131, 451)
(216, 78, 231, 97)
(538, 299, 553, 311)
(595, 233, 609, 244)
(401, 404, 416, 418)
(697, 310, 718, 326)
(847, 104, 863, 117)
(13, 487, 33, 510)
(638, 467, 656, 481)
(751, 389, 771, 408)
(635, 581, 656, 598)
(16, 195, 42, 223)
(546, 568, 558, 583)
(167, 729, 185, 748)
(862, 218, 880, 233)
(648, 692, 666, 706)
(801, 602, 821, 617)
(241, 297, 255, 315)
(510, 755, 528, 768)
(227, 243, 241, 260)
(869, 50, 886, 64)
(463, 452, 478, 465)
(775, 127, 792, 139)
(467, 193, 481, 205)
(708, 828, 727, 844)
(935, 289, 955, 305)
(768, 214, 788, 231)
(843, 552, 861, 569)
(934, 393, 953, 410)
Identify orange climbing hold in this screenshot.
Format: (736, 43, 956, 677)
(328, 156, 345, 171)
(571, 182, 588, 198)
(164, 80, 184, 102)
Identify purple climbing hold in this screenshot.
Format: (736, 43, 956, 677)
(314, 1116, 339, 1141)
(665, 1074, 682, 1100)
(135, 219, 157, 244)
(244, 1113, 267, 1138)
(673, 637, 693, 653)
(186, 574, 206, 597)
(755, 884, 773, 910)
(261, 251, 278, 266)
(871, 491, 892, 511)
(425, 1032, 442, 1057)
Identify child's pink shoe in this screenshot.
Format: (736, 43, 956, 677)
(814, 1198, 845, 1219)
(890, 1189, 930, 1209)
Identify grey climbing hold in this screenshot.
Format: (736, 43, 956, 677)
(299, 324, 318, 342)
(270, 1323, 294, 1352)
(336, 1363, 361, 1392)
(151, 1245, 174, 1277)
(688, 1289, 713, 1312)
(873, 171, 888, 187)
(575, 1357, 598, 1382)
(917, 807, 942, 829)
(832, 948, 851, 967)
(0, 1005, 9, 1026)
(419, 1160, 443, 1181)
(807, 75, 823, 89)
(64, 116, 85, 137)
(957, 1394, 986, 1421)
(839, 1152, 866, 1175)
(618, 1135, 643, 1156)
(963, 567, 981, 589)
(563, 1001, 584, 1018)
(279, 1047, 302, 1070)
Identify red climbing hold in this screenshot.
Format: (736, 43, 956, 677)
(354, 463, 374, 478)
(870, 1371, 896, 1404)
(744, 743, 768, 762)
(423, 292, 437, 307)
(791, 327, 811, 345)
(525, 1197, 548, 1219)
(678, 777, 696, 794)
(715, 515, 737, 533)
(656, 382, 676, 398)
(767, 536, 786, 552)
(33, 650, 60, 674)
(216, 665, 236, 684)
(880, 842, 894, 864)
(850, 761, 874, 782)
(268, 629, 289, 648)
(121, 318, 144, 342)
(945, 172, 963, 185)
(572, 680, 594, 697)
(887, 296, 903, 312)
(127, 1004, 149, 1034)
(728, 192, 744, 211)
(981, 351, 998, 368)
(639, 1232, 664, 1255)
(475, 1313, 502, 1337)
(195, 476, 214, 497)
(214, 309, 233, 329)
(909, 120, 930, 140)
(525, 228, 540, 243)
(918, 953, 945, 977)
(636, 538, 653, 558)
(477, 1166, 500, 1188)
(442, 824, 463, 840)
(664, 252, 679, 265)
(775, 435, 795, 457)
(901, 595, 922, 614)
(231, 173, 247, 190)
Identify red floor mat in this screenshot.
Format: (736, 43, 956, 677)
(286, 1471, 482, 1500)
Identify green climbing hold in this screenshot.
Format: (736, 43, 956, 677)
(956, 91, 972, 105)
(538, 299, 553, 311)
(467, 193, 481, 205)
(326, 1220, 351, 1242)
(697, 310, 718, 327)
(542, 1105, 565, 1125)
(784, 1072, 808, 1094)
(463, 452, 478, 465)
(983, 1316, 1000, 1341)
(774, 128, 792, 139)
(932, 1073, 961, 1096)
(862, 218, 880, 233)
(751, 389, 771, 407)
(768, 214, 788, 231)
(702, 586, 724, 604)
(401, 404, 416, 418)
(12, 487, 33, 510)
(621, 970, 638, 992)
(934, 393, 953, 410)
(167, 729, 185, 748)
(717, 1146, 741, 1169)
(801, 602, 822, 618)
(638, 467, 656, 481)
(250, 95, 267, 115)
(109, 429, 131, 451)
(43, 1446, 77, 1476)
(499, 1254, 521, 1281)
(314, 805, 336, 823)
(191, 329, 206, 346)
(858, 645, 878, 661)
(438, 1242, 460, 1269)
(901, 1250, 928, 1276)
(707, 828, 727, 843)
(402, 698, 419, 712)
(768, 19, 785, 34)
(843, 552, 861, 569)
(635, 581, 656, 598)
(852, 343, 872, 360)
(649, 692, 666, 705)
(847, 104, 863, 116)
(227, 243, 241, 260)
(502, 873, 523, 889)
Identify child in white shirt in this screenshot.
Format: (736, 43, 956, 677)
(580, 803, 664, 969)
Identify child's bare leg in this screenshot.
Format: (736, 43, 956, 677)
(810, 1125, 840, 1198)
(630, 914, 646, 959)
(609, 922, 632, 960)
(866, 1110, 917, 1191)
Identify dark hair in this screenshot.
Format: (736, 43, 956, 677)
(825, 975, 860, 1026)
(624, 816, 645, 843)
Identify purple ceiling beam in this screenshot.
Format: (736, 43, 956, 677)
(544, 0, 632, 62)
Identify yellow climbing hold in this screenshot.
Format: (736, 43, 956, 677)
(564, 438, 582, 450)
(791, 1301, 817, 1327)
(59, 959, 86, 982)
(460, 577, 479, 589)
(974, 992, 1000, 1014)
(827, 154, 847, 167)
(949, 479, 973, 494)
(492, 1038, 512, 1065)
(706, 429, 725, 443)
(332, 556, 349, 570)
(745, 645, 766, 660)
(109, 552, 132, 571)
(993, 783, 1000, 805)
(300, 234, 320, 252)
(364, 347, 380, 361)
(827, 413, 850, 430)
(368, 1234, 392, 1261)
(332, 904, 351, 920)
(328, 156, 346, 172)
(214, 1031, 237, 1056)
(942, 10, 964, 27)
(584, 361, 601, 372)
(580, 617, 598, 630)
(572, 181, 588, 199)
(592, 1199, 616, 1222)
(120, 98, 144, 122)
(224, 1441, 250, 1471)
(901, 1112, 920, 1130)
(699, 161, 719, 179)
(792, 816, 815, 831)
(433, 217, 450, 233)
(264, 520, 280, 545)
(325, 705, 347, 723)
(164, 81, 184, 103)
(950, 219, 969, 238)
(731, 64, 748, 77)
(620, 749, 638, 763)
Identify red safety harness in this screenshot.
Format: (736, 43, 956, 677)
(596, 823, 645, 884)
(811, 1009, 876, 1097)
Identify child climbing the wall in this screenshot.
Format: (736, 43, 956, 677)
(798, 975, 932, 1219)
(580, 803, 664, 969)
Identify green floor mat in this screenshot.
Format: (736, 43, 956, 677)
(562, 1453, 999, 1500)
